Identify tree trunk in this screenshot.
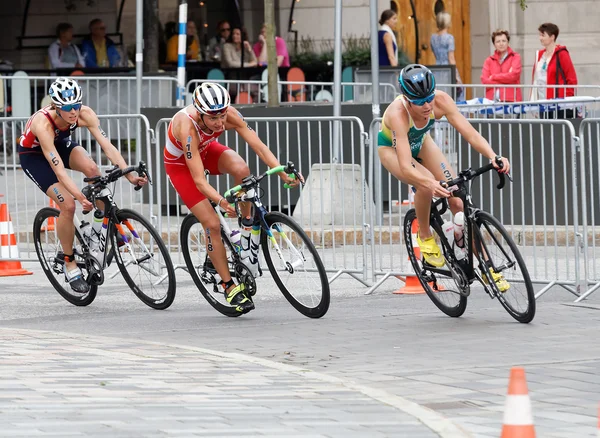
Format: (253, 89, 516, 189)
(264, 0, 279, 107)
(143, 0, 160, 72)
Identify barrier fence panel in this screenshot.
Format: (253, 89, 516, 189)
(185, 79, 397, 105)
(575, 118, 600, 302)
(154, 116, 371, 285)
(1, 76, 177, 117)
(0, 114, 154, 263)
(366, 117, 584, 297)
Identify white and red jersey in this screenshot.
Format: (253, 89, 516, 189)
(19, 106, 77, 149)
(163, 108, 224, 166)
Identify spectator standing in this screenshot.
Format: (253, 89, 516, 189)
(430, 12, 463, 100)
(48, 23, 85, 69)
(378, 10, 398, 67)
(221, 28, 257, 68)
(166, 20, 200, 63)
(531, 22, 577, 101)
(81, 19, 121, 68)
(208, 21, 231, 62)
(253, 24, 290, 67)
(480, 29, 522, 102)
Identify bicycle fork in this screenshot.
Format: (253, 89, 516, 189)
(264, 224, 306, 272)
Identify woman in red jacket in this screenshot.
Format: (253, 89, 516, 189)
(531, 22, 577, 101)
(481, 29, 522, 102)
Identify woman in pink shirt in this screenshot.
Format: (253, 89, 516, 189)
(253, 24, 290, 67)
(481, 29, 522, 102)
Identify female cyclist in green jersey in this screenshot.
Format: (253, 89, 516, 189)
(378, 64, 511, 290)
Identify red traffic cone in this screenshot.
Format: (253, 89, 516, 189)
(0, 203, 33, 277)
(501, 367, 536, 438)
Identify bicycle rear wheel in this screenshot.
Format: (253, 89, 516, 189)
(111, 209, 176, 310)
(33, 207, 97, 306)
(260, 212, 330, 318)
(403, 209, 467, 318)
(179, 214, 242, 317)
(473, 211, 535, 323)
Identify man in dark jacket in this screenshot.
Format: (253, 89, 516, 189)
(81, 19, 121, 68)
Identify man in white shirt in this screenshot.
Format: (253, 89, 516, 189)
(48, 23, 85, 69)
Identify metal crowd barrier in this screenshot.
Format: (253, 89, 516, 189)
(366, 117, 585, 298)
(185, 79, 398, 105)
(0, 114, 154, 262)
(154, 115, 371, 285)
(0, 75, 178, 117)
(576, 118, 600, 302)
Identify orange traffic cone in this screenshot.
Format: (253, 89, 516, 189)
(0, 203, 33, 277)
(501, 367, 536, 438)
(41, 199, 58, 232)
(395, 218, 426, 294)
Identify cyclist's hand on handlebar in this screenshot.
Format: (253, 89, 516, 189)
(430, 180, 451, 198)
(127, 173, 148, 187)
(77, 194, 94, 212)
(280, 172, 302, 188)
(492, 156, 510, 174)
(218, 197, 236, 217)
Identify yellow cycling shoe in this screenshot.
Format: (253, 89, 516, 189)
(484, 268, 511, 292)
(416, 234, 446, 267)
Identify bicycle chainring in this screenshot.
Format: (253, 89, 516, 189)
(85, 254, 104, 286)
(234, 262, 257, 296)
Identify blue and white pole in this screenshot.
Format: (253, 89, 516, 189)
(176, 0, 188, 106)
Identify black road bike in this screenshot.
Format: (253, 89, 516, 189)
(33, 162, 176, 309)
(404, 157, 536, 323)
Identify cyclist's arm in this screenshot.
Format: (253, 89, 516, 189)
(226, 109, 281, 170)
(176, 120, 224, 206)
(438, 92, 496, 160)
(34, 118, 86, 203)
(386, 108, 436, 189)
(78, 107, 130, 172)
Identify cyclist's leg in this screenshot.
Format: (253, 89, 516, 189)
(67, 144, 105, 211)
(417, 135, 464, 217)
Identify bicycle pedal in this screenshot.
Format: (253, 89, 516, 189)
(200, 271, 217, 284)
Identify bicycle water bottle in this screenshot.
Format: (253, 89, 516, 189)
(453, 212, 467, 261)
(80, 220, 93, 245)
(240, 216, 260, 276)
(442, 220, 454, 246)
(230, 229, 242, 253)
(88, 210, 104, 258)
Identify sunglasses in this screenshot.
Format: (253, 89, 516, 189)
(59, 103, 82, 112)
(407, 93, 435, 106)
(220, 28, 231, 32)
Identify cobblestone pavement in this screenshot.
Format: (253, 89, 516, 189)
(0, 265, 599, 437)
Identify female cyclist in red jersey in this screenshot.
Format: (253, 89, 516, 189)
(164, 82, 301, 314)
(19, 77, 147, 294)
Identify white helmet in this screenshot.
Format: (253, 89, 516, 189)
(49, 77, 82, 107)
(192, 82, 230, 115)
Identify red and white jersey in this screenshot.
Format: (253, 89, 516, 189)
(19, 106, 77, 149)
(163, 108, 224, 166)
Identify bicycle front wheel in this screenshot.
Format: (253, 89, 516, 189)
(261, 212, 330, 318)
(403, 209, 467, 318)
(33, 207, 97, 306)
(111, 209, 176, 310)
(474, 211, 536, 323)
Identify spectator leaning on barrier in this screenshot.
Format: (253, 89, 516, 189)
(221, 27, 257, 68)
(81, 19, 121, 68)
(253, 24, 290, 67)
(208, 21, 231, 61)
(166, 20, 201, 63)
(48, 23, 85, 69)
(531, 22, 577, 101)
(378, 9, 398, 67)
(480, 29, 522, 102)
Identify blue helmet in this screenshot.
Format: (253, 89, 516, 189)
(398, 64, 436, 99)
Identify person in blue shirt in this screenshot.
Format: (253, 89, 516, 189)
(378, 10, 398, 67)
(81, 19, 121, 68)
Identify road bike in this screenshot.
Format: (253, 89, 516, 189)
(33, 161, 176, 309)
(180, 162, 330, 318)
(404, 157, 536, 323)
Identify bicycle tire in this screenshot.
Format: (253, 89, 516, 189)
(111, 209, 176, 310)
(33, 207, 97, 306)
(260, 212, 330, 318)
(180, 213, 241, 317)
(473, 211, 536, 323)
(403, 209, 467, 318)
